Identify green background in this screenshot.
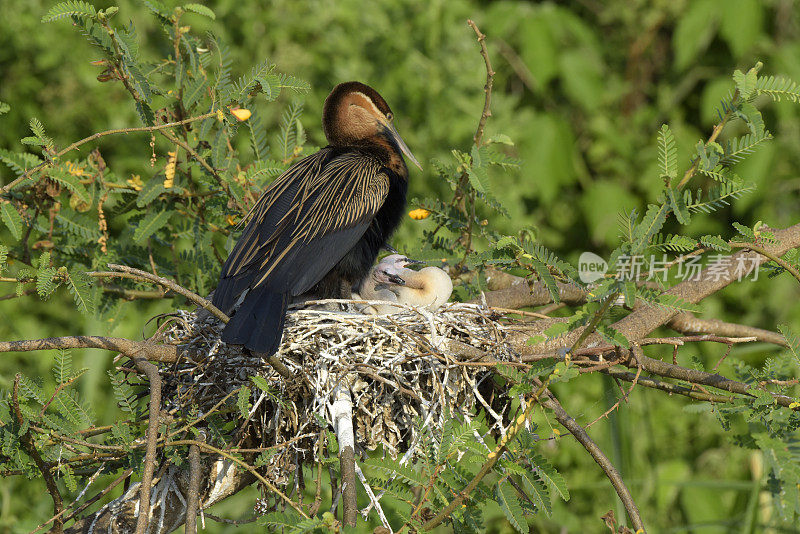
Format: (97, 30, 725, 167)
(1, 0, 799, 532)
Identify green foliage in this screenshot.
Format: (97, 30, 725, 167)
(754, 75, 800, 103)
(237, 385, 251, 418)
(2, 2, 800, 532)
(0, 201, 24, 240)
(41, 1, 97, 23)
(657, 124, 677, 182)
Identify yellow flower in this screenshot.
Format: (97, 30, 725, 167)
(226, 215, 238, 226)
(409, 208, 430, 220)
(65, 161, 87, 177)
(230, 108, 252, 121)
(216, 109, 225, 122)
(164, 150, 177, 188)
(127, 174, 144, 191)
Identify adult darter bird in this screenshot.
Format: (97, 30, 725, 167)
(212, 81, 421, 356)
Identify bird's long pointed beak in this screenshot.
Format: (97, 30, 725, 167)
(385, 122, 422, 171)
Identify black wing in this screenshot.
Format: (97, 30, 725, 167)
(213, 148, 389, 313)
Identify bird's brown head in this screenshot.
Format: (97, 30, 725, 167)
(323, 81, 421, 170)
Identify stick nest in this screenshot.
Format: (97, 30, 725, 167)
(150, 301, 521, 487)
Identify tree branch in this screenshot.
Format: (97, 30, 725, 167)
(667, 312, 787, 347)
(470, 278, 588, 309)
(601, 367, 736, 404)
(1, 113, 216, 196)
(467, 19, 494, 147)
(537, 384, 646, 532)
(0, 336, 179, 362)
(518, 223, 800, 354)
(185, 441, 202, 534)
(104, 264, 228, 323)
(133, 358, 161, 534)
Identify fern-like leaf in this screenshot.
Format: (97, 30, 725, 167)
(688, 182, 756, 213)
(276, 100, 304, 161)
(653, 234, 697, 253)
(529, 452, 569, 500)
(668, 187, 690, 225)
(247, 112, 269, 162)
(36, 251, 59, 299)
(65, 269, 95, 315)
(0, 202, 24, 241)
(275, 73, 311, 94)
(778, 324, 800, 366)
(108, 371, 138, 414)
(183, 3, 216, 19)
(49, 167, 92, 205)
(42, 1, 97, 23)
(53, 350, 73, 385)
(754, 75, 800, 103)
(229, 58, 275, 103)
(237, 386, 251, 418)
(133, 210, 171, 245)
(495, 482, 529, 533)
(633, 204, 668, 252)
(657, 124, 677, 180)
(700, 234, 731, 251)
(721, 131, 773, 165)
(0, 149, 41, 177)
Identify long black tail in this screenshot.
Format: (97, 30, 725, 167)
(220, 285, 290, 355)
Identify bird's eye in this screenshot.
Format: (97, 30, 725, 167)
(386, 112, 393, 121)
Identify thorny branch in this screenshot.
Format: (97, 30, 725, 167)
(667, 312, 788, 346)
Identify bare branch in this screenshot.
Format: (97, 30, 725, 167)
(0, 336, 179, 362)
(467, 19, 495, 147)
(601, 368, 736, 404)
(185, 441, 202, 534)
(133, 358, 162, 534)
(470, 278, 587, 309)
(104, 264, 228, 323)
(537, 384, 646, 532)
(668, 312, 788, 347)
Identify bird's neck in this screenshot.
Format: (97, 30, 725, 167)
(352, 135, 409, 179)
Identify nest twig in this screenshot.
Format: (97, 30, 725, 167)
(149, 301, 519, 495)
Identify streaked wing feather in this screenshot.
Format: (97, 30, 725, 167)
(213, 148, 388, 310)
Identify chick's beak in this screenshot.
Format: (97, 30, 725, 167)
(384, 122, 422, 171)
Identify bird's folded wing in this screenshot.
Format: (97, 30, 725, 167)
(213, 149, 389, 312)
